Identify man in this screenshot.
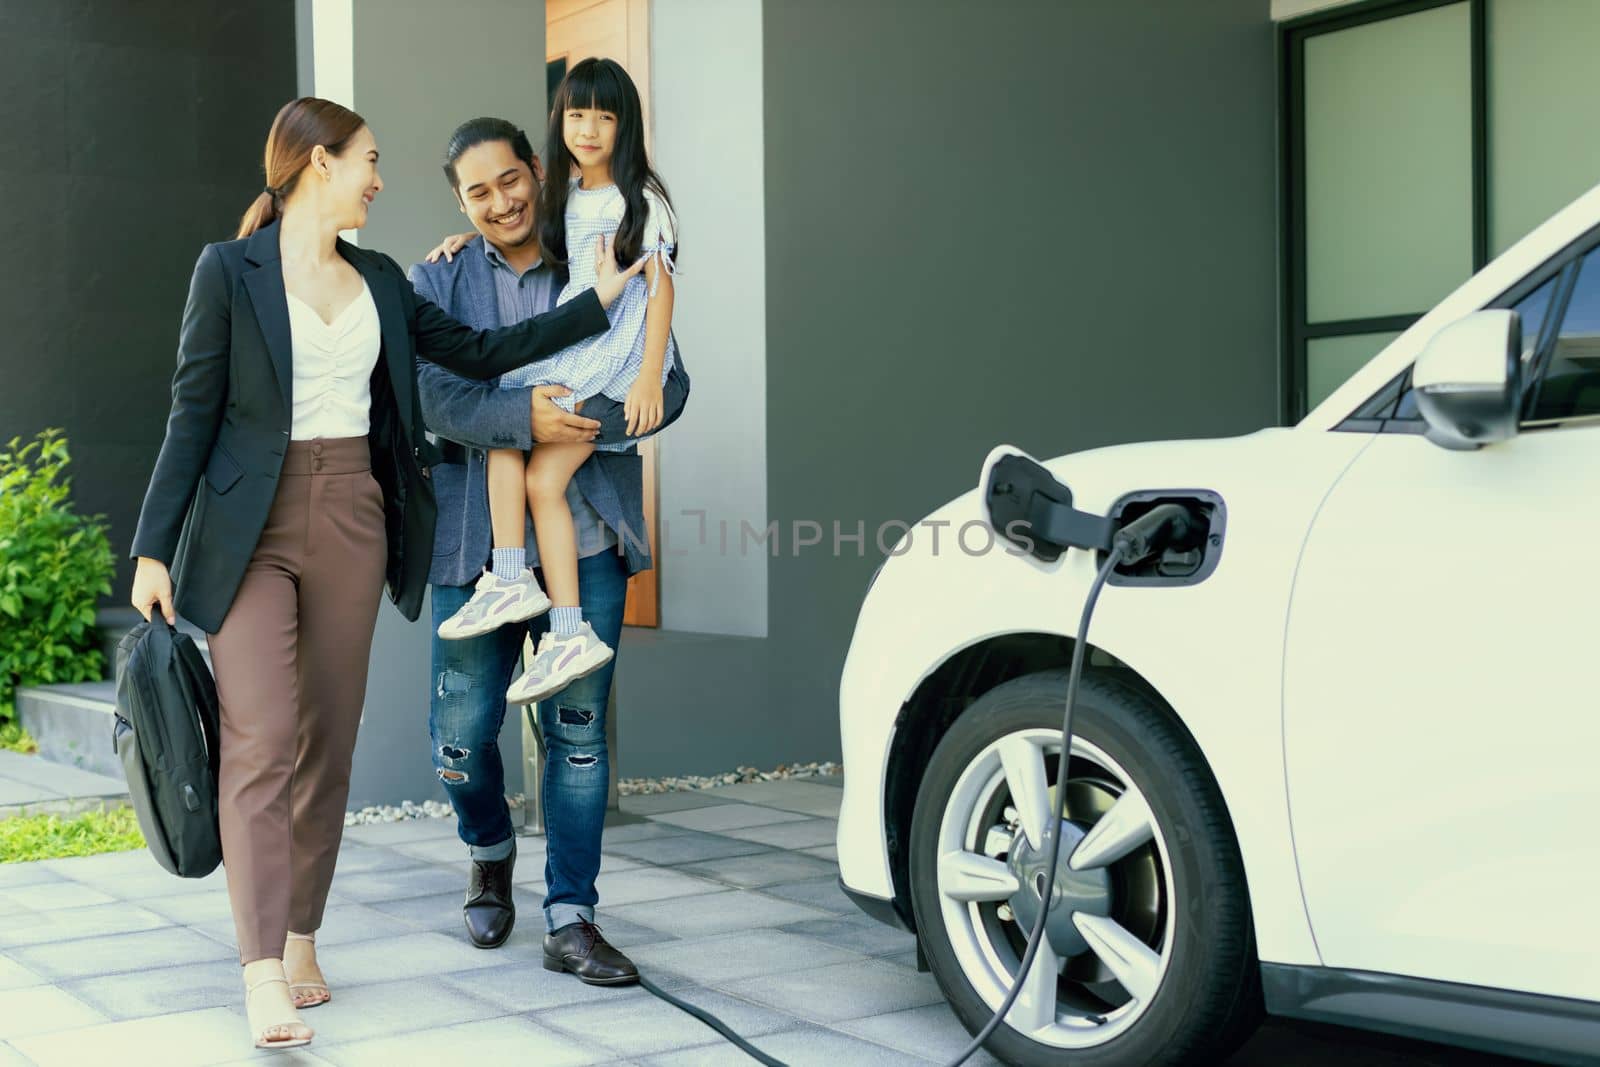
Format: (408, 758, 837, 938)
(409, 116, 689, 983)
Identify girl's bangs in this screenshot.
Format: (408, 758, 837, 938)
(554, 61, 630, 117)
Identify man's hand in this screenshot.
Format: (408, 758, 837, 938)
(531, 384, 601, 444)
(623, 377, 664, 437)
(426, 232, 480, 264)
(593, 233, 647, 308)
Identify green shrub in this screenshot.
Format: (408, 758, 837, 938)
(0, 806, 145, 863)
(0, 429, 115, 726)
(0, 721, 38, 754)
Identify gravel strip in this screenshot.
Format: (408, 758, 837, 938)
(343, 761, 843, 825)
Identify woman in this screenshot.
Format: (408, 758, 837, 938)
(128, 96, 641, 1051)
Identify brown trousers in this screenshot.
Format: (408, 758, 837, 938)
(208, 437, 387, 964)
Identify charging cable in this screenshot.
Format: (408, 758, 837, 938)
(617, 504, 1188, 1067)
(939, 540, 1126, 1067)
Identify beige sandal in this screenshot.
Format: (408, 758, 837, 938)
(285, 931, 331, 1009)
(245, 975, 313, 1050)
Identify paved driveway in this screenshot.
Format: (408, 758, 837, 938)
(0, 778, 1533, 1065)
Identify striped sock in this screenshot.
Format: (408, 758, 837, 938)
(491, 547, 525, 581)
(550, 606, 583, 636)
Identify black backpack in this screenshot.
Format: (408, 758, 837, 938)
(113, 619, 223, 878)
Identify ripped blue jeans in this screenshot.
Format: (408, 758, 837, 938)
(429, 548, 628, 931)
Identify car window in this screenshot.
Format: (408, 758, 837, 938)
(1391, 271, 1560, 421)
(1527, 247, 1600, 423)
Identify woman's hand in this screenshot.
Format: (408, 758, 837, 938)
(425, 232, 480, 264)
(624, 377, 664, 437)
(131, 557, 175, 626)
(593, 233, 647, 309)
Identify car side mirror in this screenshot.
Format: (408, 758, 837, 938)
(1413, 309, 1522, 451)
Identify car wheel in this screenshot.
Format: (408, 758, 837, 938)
(908, 669, 1262, 1066)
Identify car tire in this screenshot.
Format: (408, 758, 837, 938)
(908, 668, 1262, 1066)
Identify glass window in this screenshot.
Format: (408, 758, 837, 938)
(1303, 4, 1473, 324)
(1309, 332, 1403, 410)
(1528, 250, 1600, 423)
(1487, 0, 1600, 256)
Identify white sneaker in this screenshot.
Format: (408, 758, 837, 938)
(505, 622, 614, 704)
(437, 568, 552, 640)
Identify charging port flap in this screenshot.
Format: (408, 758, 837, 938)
(983, 451, 1115, 563)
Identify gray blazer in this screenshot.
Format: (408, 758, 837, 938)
(409, 247, 689, 588)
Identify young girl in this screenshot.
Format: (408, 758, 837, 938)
(436, 57, 678, 708)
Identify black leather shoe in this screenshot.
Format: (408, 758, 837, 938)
(543, 918, 639, 985)
(463, 839, 516, 949)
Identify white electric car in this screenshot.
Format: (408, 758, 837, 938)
(837, 183, 1600, 1067)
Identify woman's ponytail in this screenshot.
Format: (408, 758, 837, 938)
(237, 188, 281, 239)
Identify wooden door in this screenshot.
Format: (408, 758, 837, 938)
(547, 0, 659, 628)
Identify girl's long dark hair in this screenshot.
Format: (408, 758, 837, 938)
(538, 57, 676, 270)
(238, 97, 367, 238)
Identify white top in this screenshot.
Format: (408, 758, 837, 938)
(286, 280, 381, 441)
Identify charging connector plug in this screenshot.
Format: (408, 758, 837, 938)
(1112, 503, 1195, 567)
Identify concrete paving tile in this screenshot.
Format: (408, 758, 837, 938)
(328, 865, 463, 904)
(313, 931, 502, 985)
(627, 930, 862, 984)
(778, 913, 918, 958)
(387, 836, 490, 866)
(609, 890, 834, 938)
(619, 791, 737, 815)
(755, 876, 859, 915)
(720, 958, 945, 1023)
(606, 831, 773, 867)
(340, 817, 462, 846)
(11, 1007, 247, 1067)
(439, 961, 661, 1014)
(273, 976, 503, 1044)
(210, 1054, 337, 1067)
(0, 880, 113, 914)
(328, 844, 425, 875)
(365, 891, 466, 932)
(717, 818, 839, 850)
(0, 954, 45, 991)
(310, 903, 426, 947)
(677, 851, 839, 890)
(538, 984, 802, 1057)
(695, 781, 845, 817)
(0, 863, 66, 890)
(0, 780, 56, 805)
(0, 902, 172, 949)
(314, 1014, 600, 1067)
(0, 987, 105, 1040)
(649, 804, 811, 833)
(836, 1003, 1004, 1065)
(599, 851, 644, 874)
(641, 1026, 927, 1067)
(8, 925, 233, 980)
(802, 845, 839, 862)
(60, 958, 245, 1020)
(0, 753, 124, 796)
(137, 889, 236, 926)
(600, 819, 697, 844)
(590, 867, 726, 907)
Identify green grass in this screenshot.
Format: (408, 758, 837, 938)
(0, 806, 145, 863)
(0, 720, 39, 754)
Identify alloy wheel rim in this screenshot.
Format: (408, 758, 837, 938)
(934, 728, 1177, 1049)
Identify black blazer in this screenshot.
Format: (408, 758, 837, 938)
(131, 220, 609, 633)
